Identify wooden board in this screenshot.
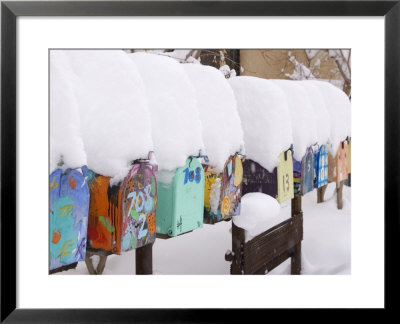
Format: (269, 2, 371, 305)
(49, 167, 89, 271)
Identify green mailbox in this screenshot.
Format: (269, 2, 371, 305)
(156, 157, 205, 237)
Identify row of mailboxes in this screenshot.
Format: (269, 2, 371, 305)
(49, 141, 349, 272)
(49, 153, 245, 272)
(49, 166, 90, 272)
(242, 141, 349, 203)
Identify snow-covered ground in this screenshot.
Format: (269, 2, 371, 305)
(58, 182, 350, 275)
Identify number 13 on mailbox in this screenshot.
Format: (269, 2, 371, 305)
(277, 149, 294, 203)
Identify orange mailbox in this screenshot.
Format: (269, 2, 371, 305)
(87, 157, 157, 254)
(328, 141, 348, 183)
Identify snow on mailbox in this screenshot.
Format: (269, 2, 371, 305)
(130, 53, 205, 237)
(273, 80, 318, 196)
(229, 76, 294, 204)
(64, 50, 157, 254)
(49, 51, 90, 273)
(183, 63, 245, 223)
(311, 80, 351, 184)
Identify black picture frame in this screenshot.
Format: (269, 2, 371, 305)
(1, 0, 398, 322)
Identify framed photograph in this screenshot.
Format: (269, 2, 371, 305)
(1, 0, 398, 321)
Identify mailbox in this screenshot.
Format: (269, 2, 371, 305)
(277, 149, 295, 203)
(328, 141, 348, 183)
(314, 144, 329, 188)
(242, 149, 294, 204)
(293, 147, 315, 196)
(347, 138, 351, 175)
(49, 166, 89, 272)
(87, 155, 157, 253)
(203, 154, 243, 224)
(156, 157, 205, 237)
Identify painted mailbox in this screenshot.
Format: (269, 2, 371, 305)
(314, 145, 329, 188)
(328, 141, 348, 182)
(347, 138, 351, 175)
(86, 159, 157, 253)
(156, 157, 205, 237)
(277, 150, 295, 203)
(328, 141, 348, 183)
(203, 154, 243, 224)
(242, 149, 294, 204)
(293, 147, 315, 196)
(49, 166, 89, 272)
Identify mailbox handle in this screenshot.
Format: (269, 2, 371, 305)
(194, 150, 209, 163)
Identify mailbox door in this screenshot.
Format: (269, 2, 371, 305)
(87, 172, 123, 253)
(220, 155, 243, 219)
(172, 158, 205, 236)
(203, 165, 222, 222)
(315, 145, 328, 188)
(301, 148, 314, 195)
(328, 150, 337, 183)
(277, 150, 294, 203)
(242, 159, 278, 198)
(121, 162, 157, 251)
(336, 142, 348, 182)
(155, 179, 174, 235)
(49, 167, 89, 271)
(347, 139, 351, 174)
(293, 157, 302, 196)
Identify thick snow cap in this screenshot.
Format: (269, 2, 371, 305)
(62, 50, 153, 184)
(229, 76, 293, 172)
(294, 81, 331, 146)
(50, 51, 87, 173)
(129, 52, 204, 171)
(183, 63, 244, 172)
(308, 80, 351, 157)
(272, 80, 318, 161)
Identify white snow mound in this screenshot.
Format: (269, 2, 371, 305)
(233, 192, 284, 242)
(129, 52, 204, 172)
(183, 63, 244, 172)
(62, 50, 153, 184)
(50, 51, 87, 173)
(229, 76, 293, 172)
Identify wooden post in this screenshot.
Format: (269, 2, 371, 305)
(136, 242, 154, 275)
(230, 223, 246, 274)
(337, 181, 344, 209)
(317, 184, 327, 203)
(290, 196, 302, 275)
